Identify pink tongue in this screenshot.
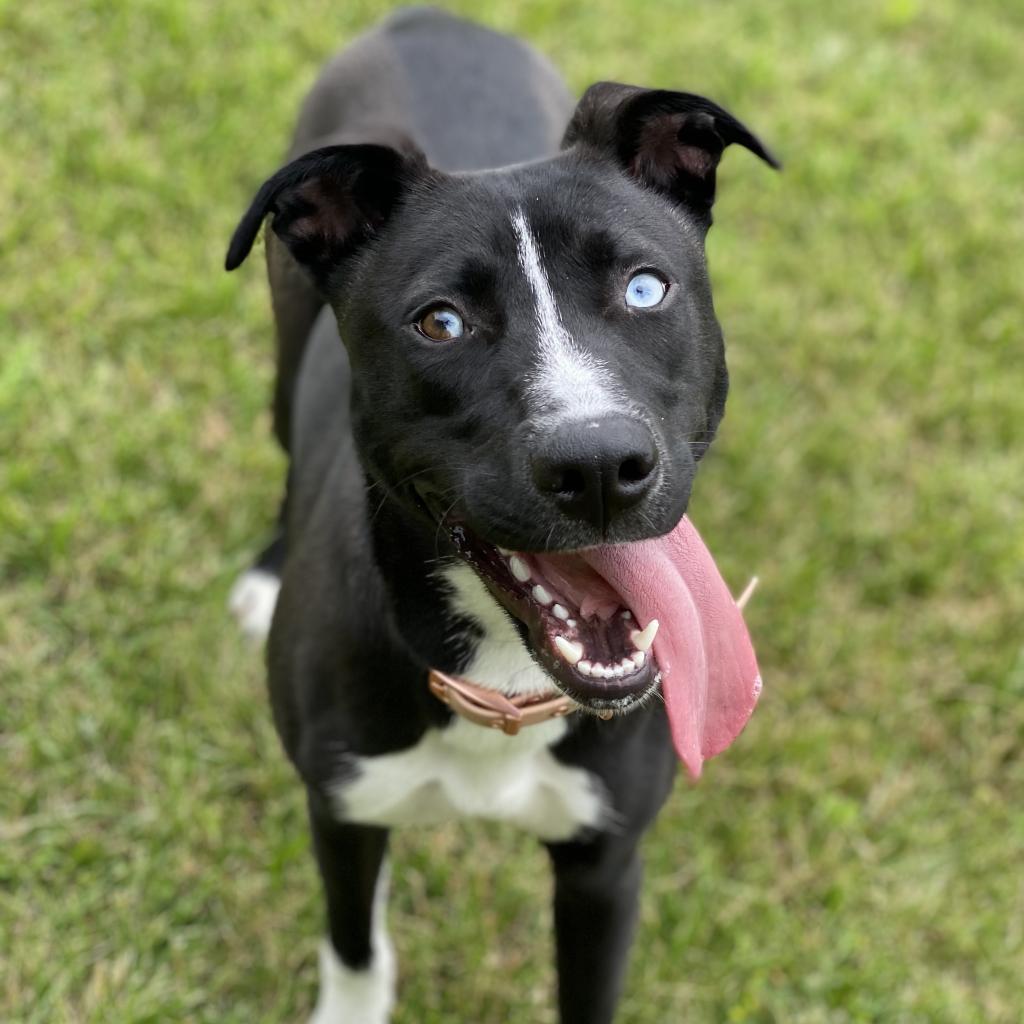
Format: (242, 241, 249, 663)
(580, 516, 761, 779)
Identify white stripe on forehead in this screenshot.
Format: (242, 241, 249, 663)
(510, 207, 623, 420)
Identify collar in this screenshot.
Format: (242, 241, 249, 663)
(428, 668, 578, 736)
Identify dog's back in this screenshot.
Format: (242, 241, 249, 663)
(290, 7, 573, 170)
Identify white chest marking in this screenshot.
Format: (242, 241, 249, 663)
(333, 715, 604, 842)
(330, 563, 608, 842)
(510, 206, 624, 422)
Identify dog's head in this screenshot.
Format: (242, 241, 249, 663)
(228, 83, 776, 760)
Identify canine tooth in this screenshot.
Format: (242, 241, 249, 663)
(554, 636, 583, 665)
(553, 604, 569, 620)
(509, 556, 531, 582)
(532, 584, 552, 605)
(578, 660, 593, 675)
(629, 619, 659, 652)
(630, 651, 646, 669)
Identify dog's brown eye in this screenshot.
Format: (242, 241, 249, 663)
(417, 306, 464, 342)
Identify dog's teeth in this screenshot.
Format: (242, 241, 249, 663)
(553, 604, 569, 620)
(509, 556, 531, 582)
(591, 662, 608, 679)
(554, 636, 583, 665)
(611, 664, 625, 678)
(629, 619, 659, 652)
(532, 584, 552, 605)
(578, 660, 592, 676)
(620, 658, 635, 672)
(567, 619, 577, 628)
(630, 651, 646, 669)
(621, 610, 632, 620)
(497, 546, 512, 556)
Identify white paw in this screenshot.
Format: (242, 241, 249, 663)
(228, 569, 281, 641)
(308, 937, 396, 1024)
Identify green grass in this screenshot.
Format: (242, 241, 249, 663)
(2, 0, 1022, 1020)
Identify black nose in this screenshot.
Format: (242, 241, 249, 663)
(530, 416, 659, 532)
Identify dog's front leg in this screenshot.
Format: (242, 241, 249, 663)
(307, 795, 394, 1024)
(545, 833, 643, 1024)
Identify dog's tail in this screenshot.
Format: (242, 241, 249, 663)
(228, 519, 286, 642)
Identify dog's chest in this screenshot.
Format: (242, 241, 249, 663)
(331, 564, 606, 842)
(332, 716, 604, 841)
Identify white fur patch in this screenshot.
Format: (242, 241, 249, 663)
(332, 716, 604, 841)
(228, 568, 280, 640)
(441, 562, 557, 698)
(309, 866, 396, 1024)
(510, 206, 623, 421)
(329, 562, 607, 842)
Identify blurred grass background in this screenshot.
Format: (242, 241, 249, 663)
(2, 0, 1022, 1021)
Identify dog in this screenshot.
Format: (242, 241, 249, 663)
(225, 8, 777, 1022)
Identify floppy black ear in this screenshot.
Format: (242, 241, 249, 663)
(225, 143, 428, 285)
(563, 82, 779, 219)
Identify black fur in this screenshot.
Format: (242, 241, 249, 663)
(227, 8, 776, 1021)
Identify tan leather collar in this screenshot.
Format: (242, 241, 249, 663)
(428, 668, 577, 736)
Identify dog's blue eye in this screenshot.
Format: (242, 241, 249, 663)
(418, 306, 464, 341)
(624, 273, 667, 309)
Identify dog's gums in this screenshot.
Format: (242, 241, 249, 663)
(447, 523, 662, 711)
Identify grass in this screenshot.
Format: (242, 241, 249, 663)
(2, 0, 1022, 1020)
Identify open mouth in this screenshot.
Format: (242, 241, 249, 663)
(447, 524, 661, 712)
(415, 486, 761, 777)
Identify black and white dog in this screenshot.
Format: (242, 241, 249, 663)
(226, 8, 776, 1022)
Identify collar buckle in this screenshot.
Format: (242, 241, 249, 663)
(428, 668, 576, 735)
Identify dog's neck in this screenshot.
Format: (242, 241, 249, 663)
(367, 485, 557, 699)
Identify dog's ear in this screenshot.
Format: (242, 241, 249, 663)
(225, 143, 428, 284)
(563, 82, 779, 219)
